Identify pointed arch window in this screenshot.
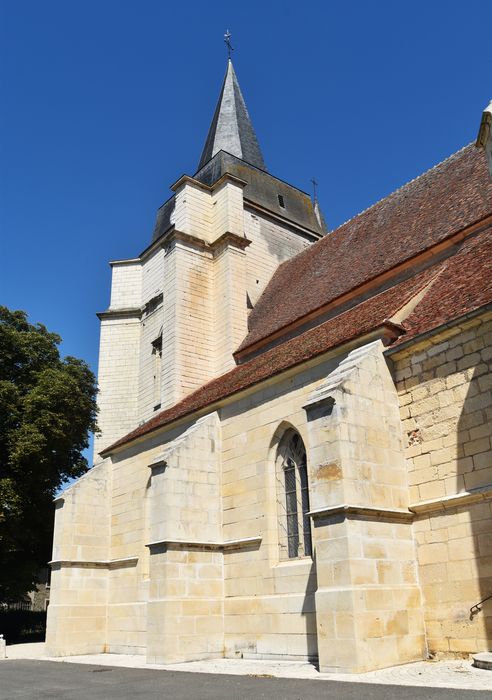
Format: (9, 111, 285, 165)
(276, 430, 312, 559)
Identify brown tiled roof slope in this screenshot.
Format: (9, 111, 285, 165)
(238, 145, 492, 353)
(102, 266, 439, 454)
(395, 223, 492, 344)
(102, 147, 492, 455)
(103, 223, 492, 454)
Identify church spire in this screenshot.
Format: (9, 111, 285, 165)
(197, 58, 266, 171)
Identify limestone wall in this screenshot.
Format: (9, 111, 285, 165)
(139, 184, 314, 412)
(172, 240, 215, 401)
(46, 460, 110, 656)
(105, 445, 149, 655)
(109, 260, 141, 310)
(137, 302, 163, 422)
(213, 241, 248, 375)
(51, 336, 433, 671)
(211, 180, 244, 239)
(244, 208, 311, 306)
(392, 311, 492, 657)
(137, 247, 165, 419)
(160, 243, 178, 410)
(95, 177, 316, 453)
(95, 253, 145, 457)
(146, 413, 223, 663)
(303, 342, 425, 672)
(94, 314, 141, 456)
(172, 182, 213, 242)
(218, 340, 424, 671)
(220, 363, 329, 662)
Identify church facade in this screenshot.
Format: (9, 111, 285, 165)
(45, 61, 492, 673)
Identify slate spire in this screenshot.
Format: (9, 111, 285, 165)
(198, 60, 266, 171)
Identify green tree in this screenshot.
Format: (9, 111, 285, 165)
(0, 306, 98, 601)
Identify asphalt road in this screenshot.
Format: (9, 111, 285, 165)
(0, 661, 491, 700)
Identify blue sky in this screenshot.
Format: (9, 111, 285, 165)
(1, 0, 490, 457)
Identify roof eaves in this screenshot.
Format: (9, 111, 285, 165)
(385, 302, 492, 356)
(236, 209, 492, 359)
(100, 323, 400, 458)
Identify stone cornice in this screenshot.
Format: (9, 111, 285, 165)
(171, 229, 251, 254)
(211, 231, 251, 251)
(235, 314, 403, 364)
(97, 308, 142, 321)
(170, 172, 247, 193)
(139, 226, 175, 261)
(235, 214, 492, 362)
(170, 229, 210, 252)
(145, 537, 261, 552)
(385, 303, 492, 357)
(148, 459, 166, 470)
(49, 556, 138, 569)
(97, 293, 164, 322)
(101, 328, 392, 458)
(109, 258, 140, 267)
(309, 486, 492, 525)
(308, 504, 414, 522)
(303, 395, 335, 413)
(243, 200, 323, 240)
(409, 485, 492, 514)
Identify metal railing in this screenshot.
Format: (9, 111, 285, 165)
(470, 594, 492, 618)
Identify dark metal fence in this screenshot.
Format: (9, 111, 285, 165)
(2, 601, 32, 612)
(0, 609, 46, 643)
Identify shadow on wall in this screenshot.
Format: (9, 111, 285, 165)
(457, 360, 492, 651)
(302, 558, 319, 663)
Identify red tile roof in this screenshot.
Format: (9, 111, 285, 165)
(394, 223, 492, 344)
(101, 145, 492, 456)
(102, 265, 443, 454)
(238, 145, 492, 354)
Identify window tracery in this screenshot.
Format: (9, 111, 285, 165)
(276, 430, 312, 559)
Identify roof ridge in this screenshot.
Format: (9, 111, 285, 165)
(241, 142, 489, 354)
(254, 145, 473, 276)
(103, 260, 461, 455)
(335, 143, 474, 230)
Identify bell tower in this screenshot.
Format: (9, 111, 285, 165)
(94, 54, 327, 458)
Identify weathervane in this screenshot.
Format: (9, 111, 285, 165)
(311, 177, 318, 201)
(224, 30, 234, 60)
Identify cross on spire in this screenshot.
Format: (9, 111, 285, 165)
(311, 177, 318, 201)
(224, 30, 234, 60)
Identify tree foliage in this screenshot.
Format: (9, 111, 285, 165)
(0, 307, 98, 601)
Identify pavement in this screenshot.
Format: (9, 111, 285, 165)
(2, 642, 492, 693)
(2, 659, 492, 700)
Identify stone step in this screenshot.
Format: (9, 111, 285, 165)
(472, 652, 492, 670)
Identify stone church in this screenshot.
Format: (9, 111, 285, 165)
(46, 59, 492, 673)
